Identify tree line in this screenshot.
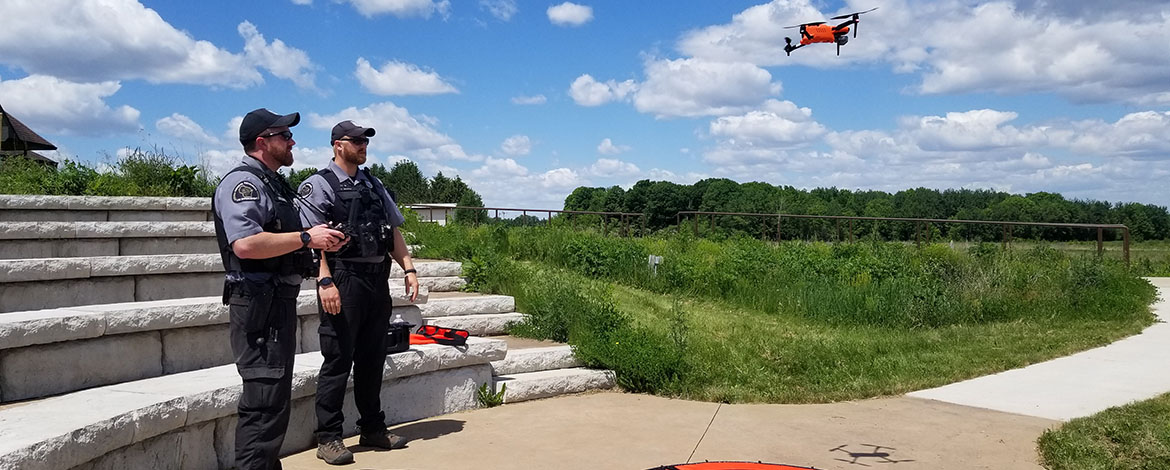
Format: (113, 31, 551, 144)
(287, 160, 483, 209)
(562, 179, 1170, 241)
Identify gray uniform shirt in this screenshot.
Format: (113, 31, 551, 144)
(213, 156, 302, 285)
(297, 160, 404, 263)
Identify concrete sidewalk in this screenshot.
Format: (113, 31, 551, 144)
(281, 393, 1055, 470)
(910, 277, 1170, 420)
(282, 278, 1169, 470)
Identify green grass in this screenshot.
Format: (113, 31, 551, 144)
(1038, 393, 1170, 469)
(612, 283, 1148, 403)
(412, 223, 1157, 402)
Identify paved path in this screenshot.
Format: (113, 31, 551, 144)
(282, 278, 1169, 469)
(910, 277, 1170, 421)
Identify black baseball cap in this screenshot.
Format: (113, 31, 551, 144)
(239, 108, 300, 144)
(331, 120, 376, 144)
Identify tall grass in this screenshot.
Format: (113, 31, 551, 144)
(0, 148, 216, 197)
(418, 224, 1154, 329)
(411, 222, 1157, 401)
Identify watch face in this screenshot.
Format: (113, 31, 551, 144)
(301, 231, 311, 245)
(318, 277, 332, 286)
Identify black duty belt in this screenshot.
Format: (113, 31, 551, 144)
(332, 259, 389, 274)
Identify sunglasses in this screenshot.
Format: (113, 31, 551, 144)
(260, 130, 293, 140)
(339, 137, 369, 145)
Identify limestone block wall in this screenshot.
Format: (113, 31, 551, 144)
(0, 339, 505, 470)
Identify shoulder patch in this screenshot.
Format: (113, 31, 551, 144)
(298, 182, 313, 198)
(232, 181, 260, 203)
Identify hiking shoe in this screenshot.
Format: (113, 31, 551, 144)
(316, 439, 354, 465)
(359, 430, 408, 449)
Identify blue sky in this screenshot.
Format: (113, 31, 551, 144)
(1, 0, 1168, 210)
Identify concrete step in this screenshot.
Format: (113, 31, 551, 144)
(0, 290, 554, 402)
(0, 338, 507, 470)
(425, 313, 527, 336)
(0, 255, 462, 313)
(0, 195, 211, 222)
(490, 345, 580, 376)
(492, 368, 616, 404)
(0, 221, 216, 259)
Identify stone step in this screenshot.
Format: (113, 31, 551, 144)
(0, 221, 216, 259)
(490, 345, 580, 376)
(0, 255, 463, 313)
(0, 195, 211, 222)
(425, 313, 527, 336)
(492, 368, 616, 404)
(0, 338, 507, 470)
(0, 291, 548, 402)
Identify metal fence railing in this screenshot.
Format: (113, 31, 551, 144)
(401, 205, 1131, 265)
(406, 204, 647, 237)
(677, 211, 1131, 264)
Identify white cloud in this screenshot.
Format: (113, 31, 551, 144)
(568, 74, 636, 106)
(708, 99, 825, 149)
(290, 0, 312, 4)
(156, 113, 219, 145)
(597, 138, 630, 155)
(308, 102, 482, 162)
(1063, 111, 1170, 157)
(902, 109, 1048, 152)
(472, 157, 529, 178)
(0, 0, 261, 87)
(0, 75, 139, 136)
(589, 158, 639, 177)
(633, 58, 780, 118)
(343, 0, 451, 18)
(511, 94, 547, 105)
(547, 2, 593, 26)
(676, 0, 1170, 105)
(355, 58, 458, 96)
(500, 135, 532, 156)
(677, 0, 827, 66)
(238, 22, 317, 90)
(480, 0, 517, 21)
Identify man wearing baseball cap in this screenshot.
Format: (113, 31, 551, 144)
(297, 120, 419, 465)
(213, 108, 347, 470)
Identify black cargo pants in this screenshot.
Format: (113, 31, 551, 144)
(229, 283, 301, 470)
(314, 261, 393, 443)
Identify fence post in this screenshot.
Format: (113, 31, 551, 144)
(602, 215, 608, 236)
(776, 215, 782, 242)
(849, 219, 854, 243)
(1002, 224, 1008, 251)
(915, 222, 922, 248)
(693, 214, 699, 237)
(1097, 227, 1104, 257)
(1123, 227, 1131, 267)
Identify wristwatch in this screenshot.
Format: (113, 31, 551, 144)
(317, 276, 334, 287)
(300, 231, 311, 247)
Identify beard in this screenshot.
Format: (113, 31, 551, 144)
(340, 146, 367, 166)
(273, 145, 294, 167)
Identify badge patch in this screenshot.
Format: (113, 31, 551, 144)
(298, 182, 313, 198)
(232, 181, 260, 203)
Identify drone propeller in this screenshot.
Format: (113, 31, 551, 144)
(829, 7, 878, 20)
(783, 21, 825, 29)
(830, 6, 877, 37)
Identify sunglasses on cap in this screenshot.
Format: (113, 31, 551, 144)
(260, 130, 293, 140)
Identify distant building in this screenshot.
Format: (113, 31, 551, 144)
(0, 104, 58, 168)
(404, 203, 456, 225)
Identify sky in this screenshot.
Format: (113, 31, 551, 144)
(1, 0, 1169, 212)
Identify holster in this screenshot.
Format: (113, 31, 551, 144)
(226, 279, 277, 335)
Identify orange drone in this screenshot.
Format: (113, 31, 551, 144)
(784, 7, 878, 56)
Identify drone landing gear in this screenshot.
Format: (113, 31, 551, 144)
(783, 37, 805, 56)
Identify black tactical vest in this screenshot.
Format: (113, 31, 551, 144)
(213, 165, 314, 278)
(318, 167, 392, 259)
